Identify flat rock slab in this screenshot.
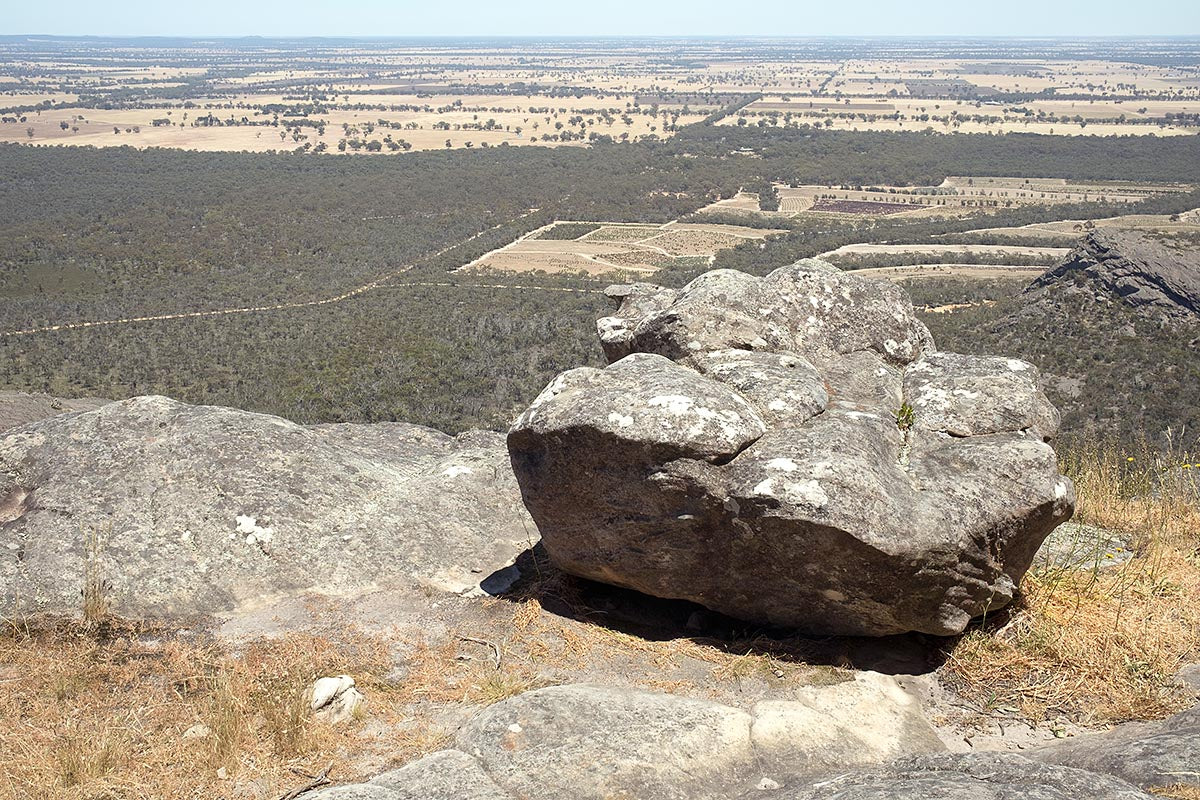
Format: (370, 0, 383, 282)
(311, 683, 1164, 800)
(1032, 704, 1200, 791)
(754, 753, 1156, 800)
(0, 396, 535, 618)
(1033, 521, 1135, 572)
(314, 679, 945, 800)
(0, 390, 109, 433)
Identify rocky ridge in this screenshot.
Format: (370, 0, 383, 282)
(1027, 228, 1200, 324)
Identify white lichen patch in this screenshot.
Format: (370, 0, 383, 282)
(782, 479, 829, 509)
(648, 395, 695, 415)
(911, 386, 950, 409)
(752, 478, 776, 497)
(607, 412, 635, 428)
(235, 514, 274, 551)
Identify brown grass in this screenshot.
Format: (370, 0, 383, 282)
(0, 619, 417, 799)
(1152, 785, 1200, 800)
(945, 438, 1200, 725)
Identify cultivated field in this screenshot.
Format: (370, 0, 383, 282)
(4, 38, 1198, 155)
(462, 221, 786, 277)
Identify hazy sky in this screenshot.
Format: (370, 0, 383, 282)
(4, 0, 1198, 37)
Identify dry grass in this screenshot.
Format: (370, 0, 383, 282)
(945, 438, 1200, 725)
(0, 619, 419, 799)
(1151, 785, 1200, 800)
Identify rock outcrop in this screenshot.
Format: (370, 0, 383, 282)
(0, 396, 534, 617)
(509, 261, 1074, 636)
(1028, 229, 1200, 323)
(312, 682, 1166, 800)
(0, 390, 109, 432)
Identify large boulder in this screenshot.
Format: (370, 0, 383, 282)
(0, 396, 534, 618)
(508, 261, 1074, 636)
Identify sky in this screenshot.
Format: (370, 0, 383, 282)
(3, 0, 1198, 38)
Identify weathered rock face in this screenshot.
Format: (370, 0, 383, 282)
(509, 261, 1075, 636)
(759, 753, 1156, 800)
(0, 396, 534, 618)
(1028, 229, 1200, 323)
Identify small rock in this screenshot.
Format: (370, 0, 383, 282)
(310, 674, 366, 724)
(182, 723, 211, 740)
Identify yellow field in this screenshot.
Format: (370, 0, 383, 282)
(3, 46, 1197, 154)
(464, 221, 786, 277)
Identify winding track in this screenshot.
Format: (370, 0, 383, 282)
(0, 210, 605, 339)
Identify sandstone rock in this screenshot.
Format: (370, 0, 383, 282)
(756, 753, 1155, 799)
(0, 396, 534, 618)
(1032, 704, 1200, 790)
(751, 672, 945, 776)
(311, 675, 365, 724)
(509, 261, 1074, 636)
(368, 750, 511, 800)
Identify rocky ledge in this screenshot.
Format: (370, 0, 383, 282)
(0, 396, 533, 617)
(313, 681, 1193, 800)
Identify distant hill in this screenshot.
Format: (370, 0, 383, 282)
(924, 230, 1200, 448)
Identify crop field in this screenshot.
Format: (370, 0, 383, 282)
(759, 177, 1197, 220)
(0, 91, 713, 153)
(3, 37, 1197, 155)
(464, 221, 786, 277)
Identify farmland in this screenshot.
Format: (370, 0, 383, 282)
(464, 221, 786, 277)
(701, 176, 1196, 222)
(4, 36, 1200, 155)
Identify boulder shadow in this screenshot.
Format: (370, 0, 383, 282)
(491, 544, 955, 676)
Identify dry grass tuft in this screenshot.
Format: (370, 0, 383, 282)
(945, 438, 1200, 725)
(1151, 786, 1200, 800)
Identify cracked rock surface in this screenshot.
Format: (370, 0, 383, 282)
(0, 396, 534, 617)
(509, 261, 1075, 636)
